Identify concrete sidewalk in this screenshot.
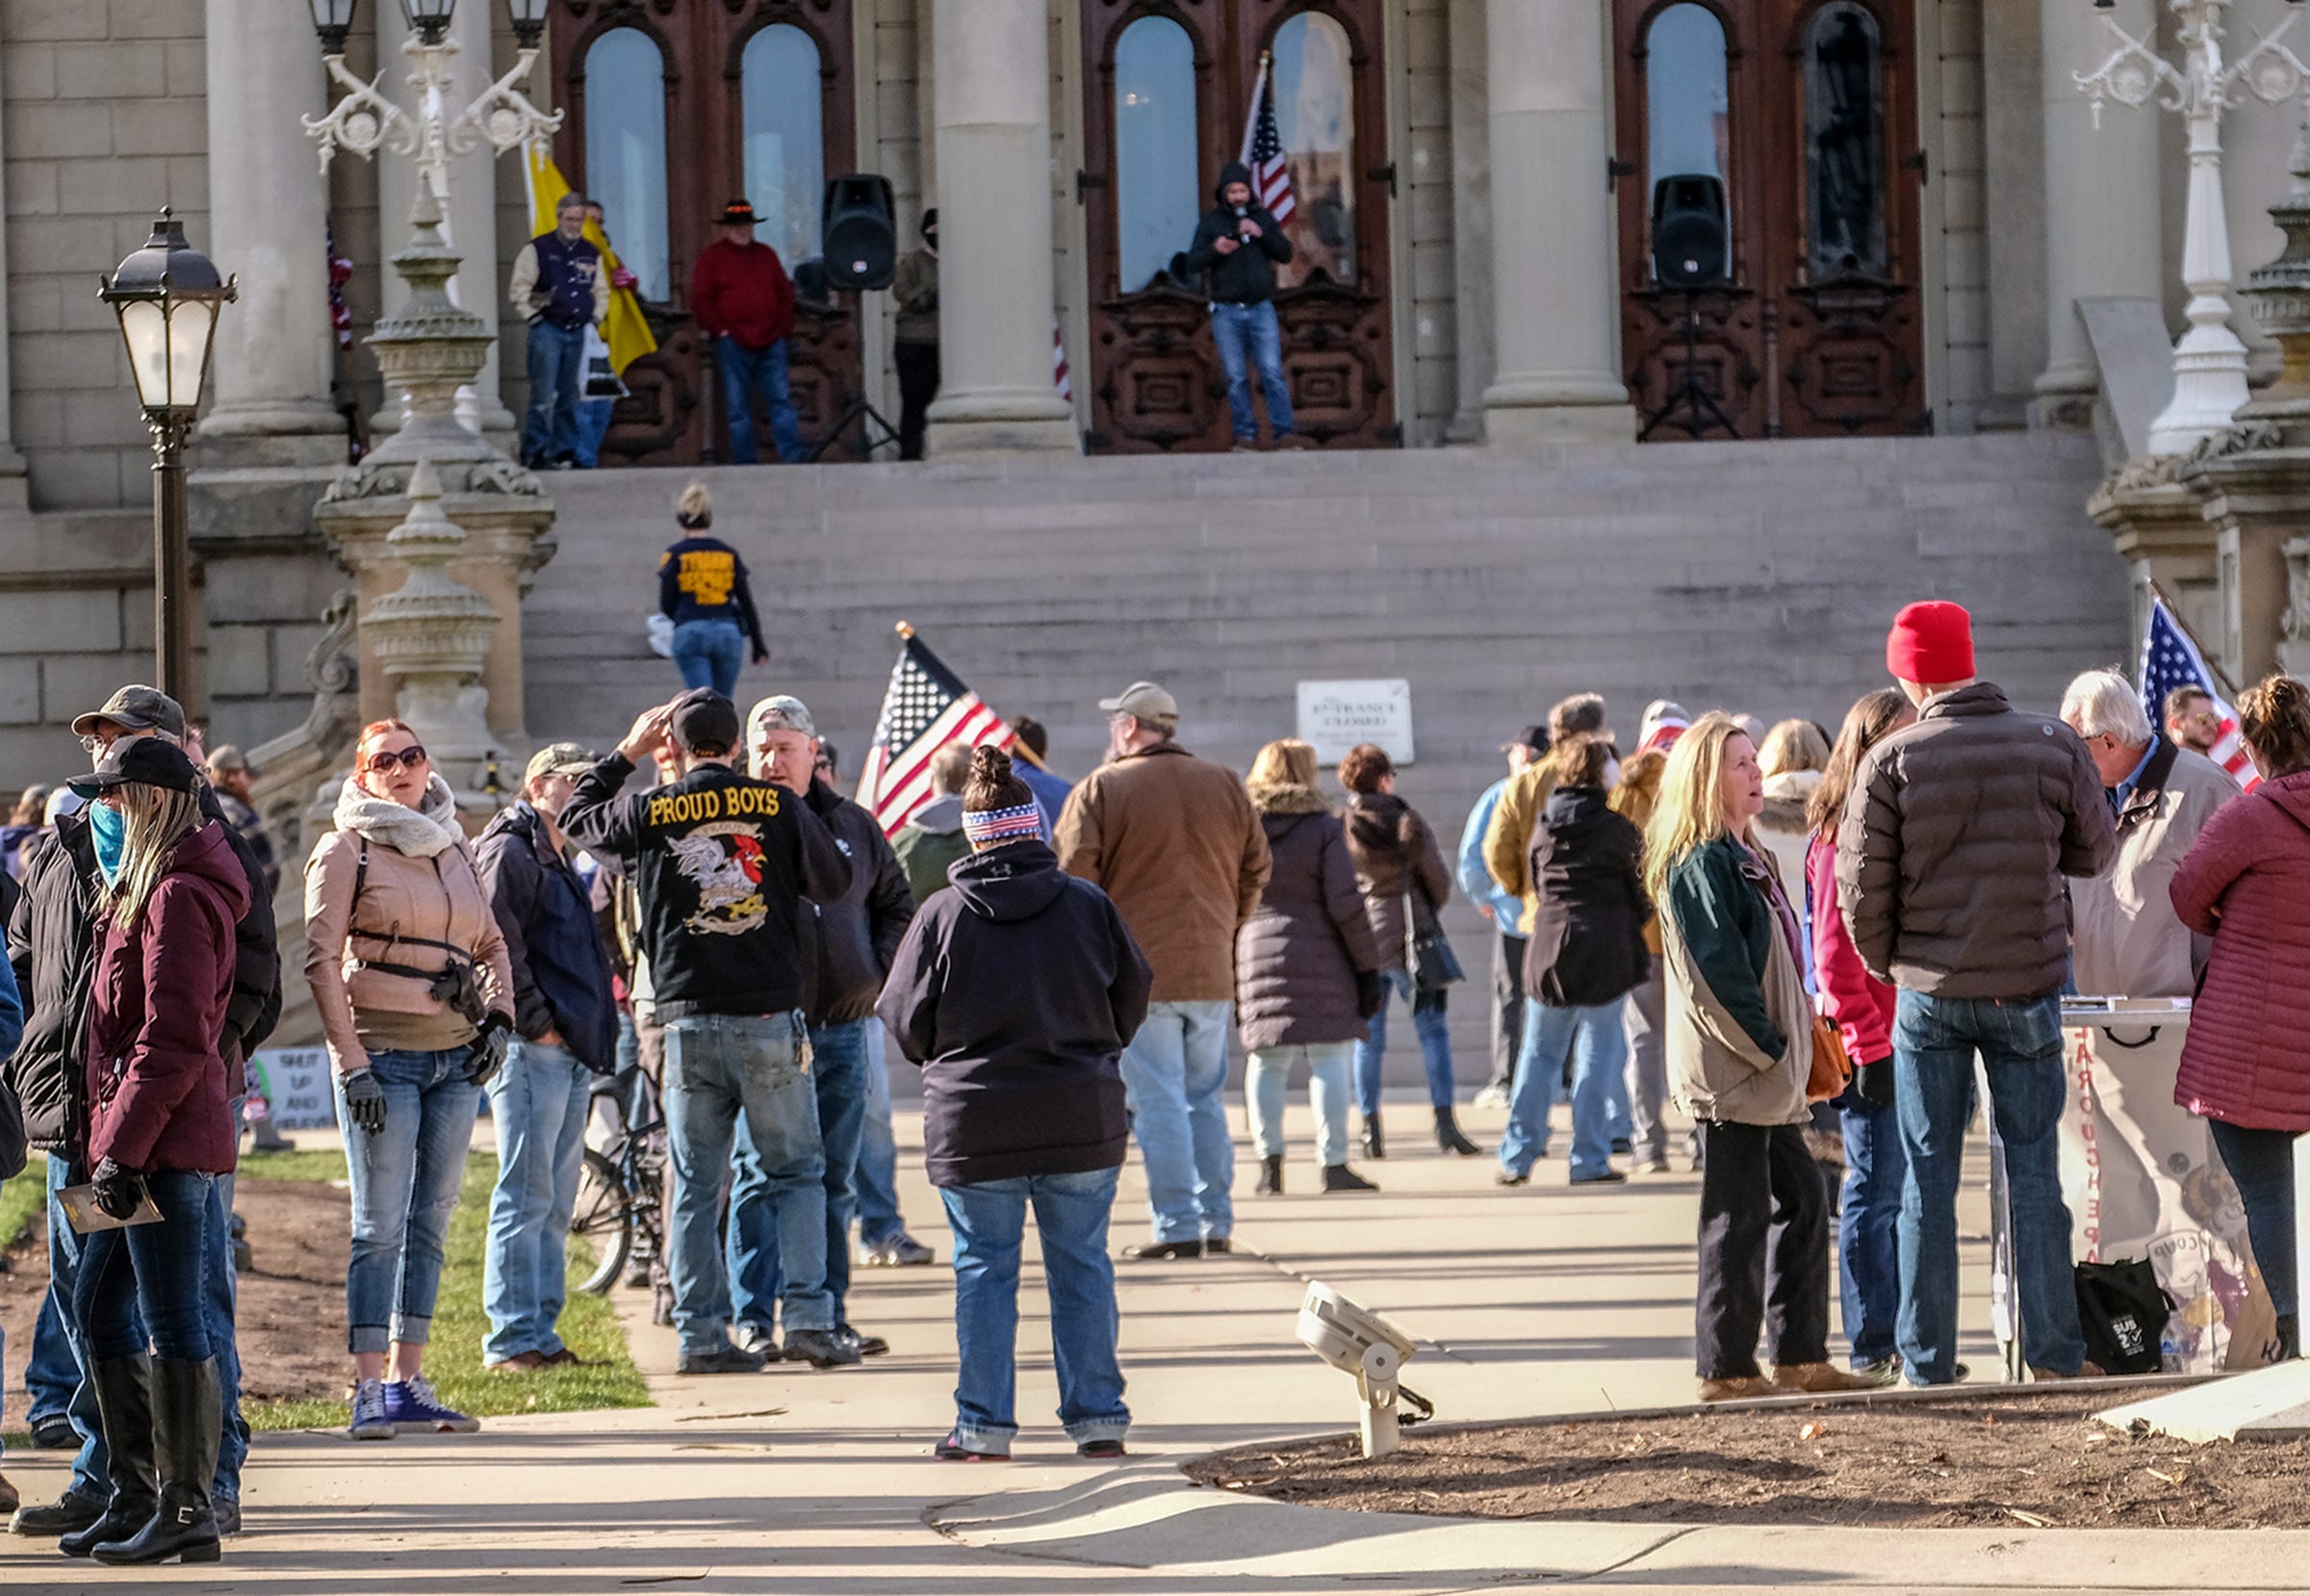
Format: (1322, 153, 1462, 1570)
(0, 1100, 2218, 1594)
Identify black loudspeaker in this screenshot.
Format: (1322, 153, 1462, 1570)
(1651, 175, 1729, 289)
(821, 174, 897, 291)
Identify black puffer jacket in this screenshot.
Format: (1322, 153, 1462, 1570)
(1182, 161, 1294, 304)
(1235, 785, 1381, 1051)
(1525, 785, 1651, 1008)
(877, 839, 1151, 1188)
(202, 783, 283, 1068)
(476, 800, 620, 1072)
(6, 811, 99, 1153)
(803, 780, 915, 1026)
(1343, 791, 1453, 974)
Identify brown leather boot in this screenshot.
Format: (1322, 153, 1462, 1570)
(1696, 1375, 1789, 1403)
(1771, 1361, 1883, 1394)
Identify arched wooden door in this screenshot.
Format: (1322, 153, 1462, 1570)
(551, 0, 863, 465)
(1611, 0, 1929, 439)
(1079, 0, 1398, 452)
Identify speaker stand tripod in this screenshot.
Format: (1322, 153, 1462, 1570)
(808, 293, 902, 463)
(1638, 290, 1739, 442)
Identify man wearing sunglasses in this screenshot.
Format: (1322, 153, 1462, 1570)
(2163, 684, 2225, 759)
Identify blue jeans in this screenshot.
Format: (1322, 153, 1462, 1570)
(938, 1167, 1129, 1453)
(338, 1047, 480, 1353)
(1500, 998, 1629, 1181)
(75, 1170, 214, 1362)
(670, 618, 745, 700)
(663, 1013, 830, 1352)
(1354, 968, 1457, 1117)
(27, 1281, 78, 1426)
(730, 1017, 868, 1331)
(482, 1040, 594, 1362)
(1894, 990, 2085, 1382)
(522, 319, 586, 465)
(206, 1110, 248, 1501)
(574, 396, 616, 467)
(1246, 1043, 1353, 1168)
(42, 1155, 110, 1498)
(1838, 1092, 1907, 1368)
(2207, 1119, 2298, 1319)
(1209, 300, 1295, 442)
(1116, 999, 1235, 1245)
(717, 334, 805, 464)
(854, 1023, 906, 1249)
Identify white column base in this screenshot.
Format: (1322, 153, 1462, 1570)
(925, 389, 1081, 458)
(1482, 374, 1638, 447)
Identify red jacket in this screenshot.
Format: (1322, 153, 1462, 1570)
(1808, 831, 1895, 1067)
(2171, 771, 2310, 1131)
(690, 239, 795, 349)
(83, 820, 249, 1173)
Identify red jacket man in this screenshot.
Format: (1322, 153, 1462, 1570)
(690, 199, 804, 463)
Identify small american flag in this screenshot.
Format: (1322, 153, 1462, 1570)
(856, 628, 1015, 837)
(1054, 321, 1072, 403)
(1240, 54, 1296, 226)
(2139, 599, 2254, 789)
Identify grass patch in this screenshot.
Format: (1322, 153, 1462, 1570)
(240, 1146, 652, 1431)
(1, 1149, 47, 1252)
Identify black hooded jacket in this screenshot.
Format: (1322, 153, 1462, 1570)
(1524, 785, 1651, 1008)
(876, 839, 1151, 1188)
(803, 779, 915, 1026)
(1183, 161, 1293, 305)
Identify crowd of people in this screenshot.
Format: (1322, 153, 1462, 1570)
(6, 594, 2310, 1561)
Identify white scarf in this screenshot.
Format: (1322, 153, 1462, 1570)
(333, 772, 463, 859)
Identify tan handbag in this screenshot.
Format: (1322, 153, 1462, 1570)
(1808, 1013, 1852, 1103)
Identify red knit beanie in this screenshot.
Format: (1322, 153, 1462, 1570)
(1886, 601, 1975, 683)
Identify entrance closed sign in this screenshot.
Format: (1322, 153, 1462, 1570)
(1297, 679, 1414, 765)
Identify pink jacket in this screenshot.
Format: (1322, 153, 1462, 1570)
(1807, 831, 1895, 1067)
(2171, 770, 2310, 1131)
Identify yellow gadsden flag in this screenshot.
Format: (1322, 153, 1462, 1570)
(524, 144, 657, 375)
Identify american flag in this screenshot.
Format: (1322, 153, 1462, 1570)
(1054, 321, 1072, 403)
(1240, 54, 1296, 226)
(2139, 598, 2255, 789)
(856, 629, 1015, 837)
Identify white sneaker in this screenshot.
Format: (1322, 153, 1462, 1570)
(1472, 1084, 1510, 1111)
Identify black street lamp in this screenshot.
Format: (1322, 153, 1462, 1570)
(98, 210, 235, 705)
(506, 0, 548, 50)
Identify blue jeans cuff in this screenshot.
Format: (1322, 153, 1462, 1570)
(390, 1313, 433, 1348)
(1065, 1416, 1131, 1445)
(952, 1421, 1017, 1453)
(349, 1325, 393, 1355)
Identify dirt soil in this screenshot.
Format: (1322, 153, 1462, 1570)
(1188, 1388, 2310, 1530)
(3, 1177, 351, 1429)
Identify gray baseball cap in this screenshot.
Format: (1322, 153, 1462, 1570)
(70, 683, 186, 741)
(1097, 681, 1178, 724)
(748, 695, 816, 738)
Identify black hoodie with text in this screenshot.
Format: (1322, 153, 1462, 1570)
(876, 838, 1151, 1187)
(1183, 160, 1294, 305)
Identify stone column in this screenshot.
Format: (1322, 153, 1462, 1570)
(1446, 0, 1493, 441)
(2034, 0, 2163, 429)
(923, 0, 1077, 457)
(0, 36, 28, 517)
(1479, 0, 1633, 446)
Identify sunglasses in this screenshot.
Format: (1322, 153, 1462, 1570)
(364, 745, 429, 774)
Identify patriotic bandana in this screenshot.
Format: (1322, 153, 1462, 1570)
(962, 804, 1042, 847)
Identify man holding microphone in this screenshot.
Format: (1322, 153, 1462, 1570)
(1183, 163, 1297, 450)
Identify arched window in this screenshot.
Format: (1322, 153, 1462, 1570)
(1270, 11, 1354, 287)
(742, 24, 827, 269)
(1114, 16, 1199, 293)
(584, 28, 670, 302)
(1645, 3, 1730, 275)
(1805, 1, 1885, 277)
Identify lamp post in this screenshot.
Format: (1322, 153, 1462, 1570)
(2077, 0, 2310, 456)
(99, 209, 235, 704)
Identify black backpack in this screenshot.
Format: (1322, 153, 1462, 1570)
(2075, 1258, 2173, 1375)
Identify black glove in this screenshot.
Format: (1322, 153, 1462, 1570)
(467, 1014, 514, 1088)
(1355, 969, 1385, 1020)
(90, 1157, 143, 1222)
(341, 1068, 387, 1135)
(1855, 1056, 1897, 1111)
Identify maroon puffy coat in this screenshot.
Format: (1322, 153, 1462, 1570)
(2171, 771, 2310, 1131)
(83, 819, 250, 1173)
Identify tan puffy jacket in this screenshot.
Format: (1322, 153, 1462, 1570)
(2071, 738, 2236, 998)
(304, 825, 516, 1076)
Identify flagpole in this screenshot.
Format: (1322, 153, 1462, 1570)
(1241, 51, 1270, 165)
(2143, 577, 2244, 698)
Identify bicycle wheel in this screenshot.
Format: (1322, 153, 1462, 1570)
(568, 1147, 634, 1296)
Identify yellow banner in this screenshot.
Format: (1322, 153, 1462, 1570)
(525, 145, 657, 376)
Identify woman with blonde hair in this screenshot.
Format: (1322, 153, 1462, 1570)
(305, 719, 515, 1442)
(1647, 712, 1871, 1402)
(1235, 739, 1385, 1194)
(657, 481, 768, 698)
(1755, 718, 1832, 933)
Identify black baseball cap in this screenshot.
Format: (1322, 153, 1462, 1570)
(1503, 723, 1550, 756)
(70, 736, 201, 798)
(668, 688, 741, 755)
(70, 684, 187, 741)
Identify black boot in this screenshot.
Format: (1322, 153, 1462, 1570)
(1433, 1106, 1481, 1157)
(1322, 1164, 1378, 1193)
(59, 1354, 155, 1558)
(1254, 1154, 1283, 1196)
(1361, 1114, 1385, 1161)
(92, 1356, 219, 1565)
(2279, 1312, 2300, 1363)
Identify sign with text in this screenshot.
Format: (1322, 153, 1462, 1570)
(1297, 679, 1414, 766)
(244, 1047, 338, 1132)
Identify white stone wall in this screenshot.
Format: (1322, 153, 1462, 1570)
(1930, 0, 1989, 434)
(1402, 0, 1456, 445)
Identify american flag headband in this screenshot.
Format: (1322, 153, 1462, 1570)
(962, 804, 1042, 845)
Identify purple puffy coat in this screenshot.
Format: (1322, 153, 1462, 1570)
(2171, 770, 2310, 1131)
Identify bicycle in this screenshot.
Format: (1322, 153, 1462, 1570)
(570, 1065, 667, 1297)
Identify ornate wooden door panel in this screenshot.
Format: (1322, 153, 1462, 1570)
(1081, 0, 1398, 452)
(1613, 0, 1927, 440)
(552, 0, 860, 466)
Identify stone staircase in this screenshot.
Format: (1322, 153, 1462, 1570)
(525, 432, 2129, 1092)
